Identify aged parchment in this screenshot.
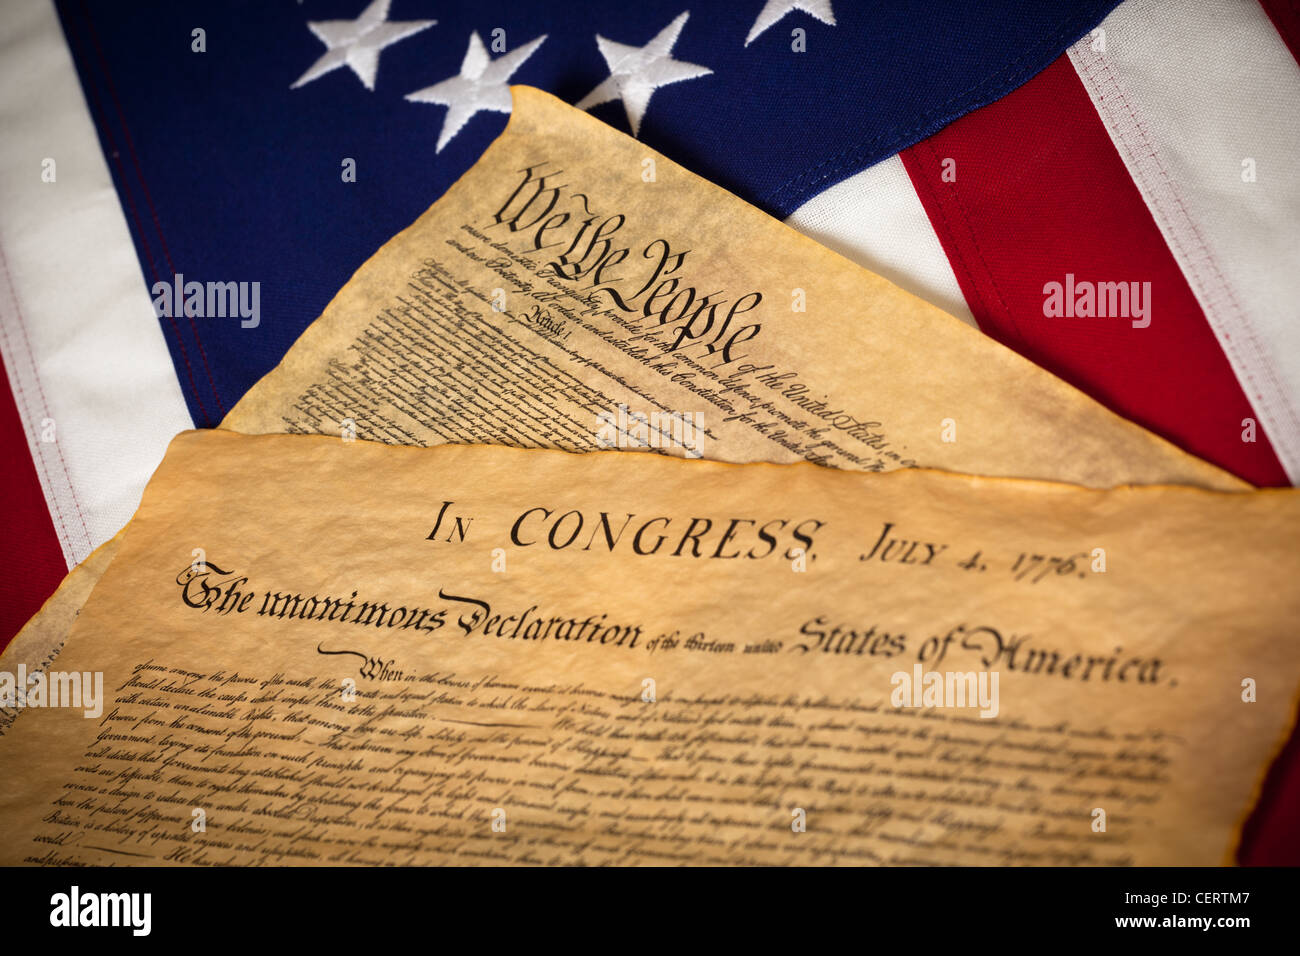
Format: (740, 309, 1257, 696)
(0, 430, 1295, 866)
(1, 85, 1246, 734)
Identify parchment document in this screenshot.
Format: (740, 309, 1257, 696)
(2, 84, 1244, 733)
(0, 430, 1295, 866)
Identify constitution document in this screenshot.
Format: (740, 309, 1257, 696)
(0, 430, 1296, 866)
(225, 87, 1237, 491)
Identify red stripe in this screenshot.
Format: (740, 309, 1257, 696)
(901, 55, 1288, 489)
(1260, 0, 1300, 68)
(0, 348, 68, 653)
(902, 51, 1297, 865)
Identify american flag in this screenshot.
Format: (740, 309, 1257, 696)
(1, 0, 1298, 860)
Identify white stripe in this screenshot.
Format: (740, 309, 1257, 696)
(785, 155, 976, 328)
(1068, 0, 1300, 484)
(0, 0, 192, 567)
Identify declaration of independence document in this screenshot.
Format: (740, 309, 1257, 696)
(0, 430, 1296, 866)
(0, 84, 1243, 732)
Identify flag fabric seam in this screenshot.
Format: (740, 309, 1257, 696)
(0, 246, 91, 564)
(1068, 28, 1300, 483)
(65, 0, 228, 421)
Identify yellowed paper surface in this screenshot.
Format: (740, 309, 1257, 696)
(0, 430, 1295, 866)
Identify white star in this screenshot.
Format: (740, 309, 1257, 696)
(576, 12, 712, 137)
(406, 32, 548, 152)
(745, 0, 836, 47)
(291, 0, 436, 91)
